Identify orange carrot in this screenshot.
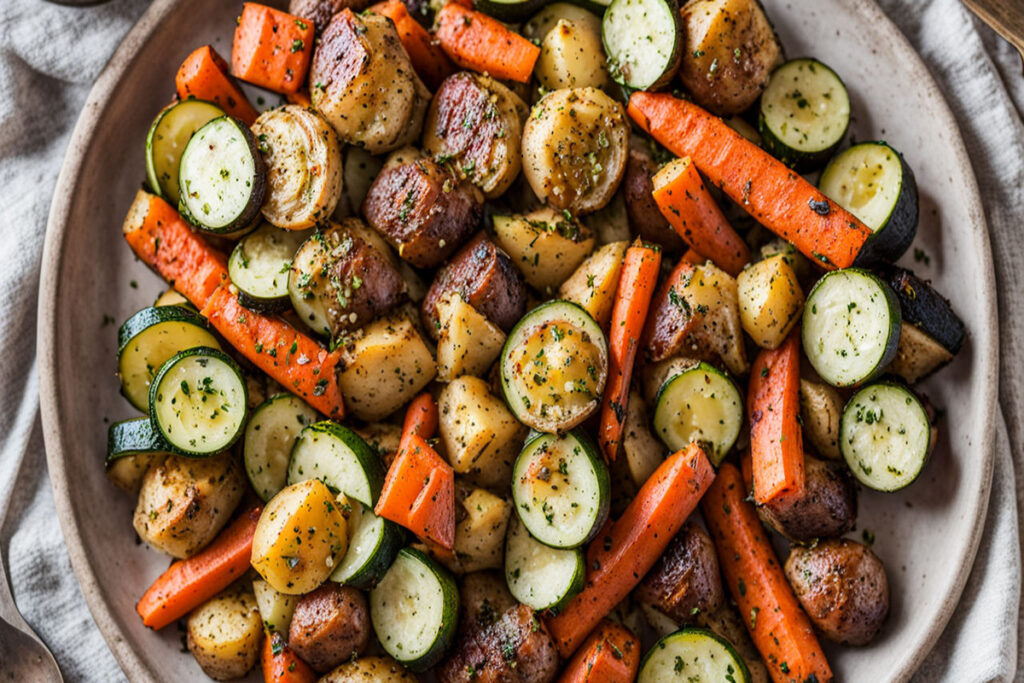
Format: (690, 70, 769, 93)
(652, 157, 750, 277)
(680, 247, 705, 265)
(369, 1, 456, 90)
(435, 3, 540, 83)
(546, 442, 715, 658)
(628, 92, 872, 269)
(136, 508, 261, 630)
(285, 90, 311, 107)
(702, 464, 832, 683)
(122, 190, 228, 309)
(598, 240, 661, 462)
(176, 45, 258, 125)
(375, 434, 455, 549)
(557, 620, 641, 683)
(201, 285, 345, 420)
(232, 3, 315, 94)
(399, 392, 439, 453)
(748, 332, 803, 505)
(261, 632, 317, 683)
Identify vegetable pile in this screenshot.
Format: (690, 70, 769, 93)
(105, 0, 965, 680)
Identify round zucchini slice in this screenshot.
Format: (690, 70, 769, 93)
(639, 628, 750, 683)
(287, 421, 386, 508)
(145, 98, 225, 205)
(820, 142, 918, 264)
(758, 58, 850, 171)
(148, 346, 248, 456)
(288, 230, 332, 338)
(504, 515, 585, 613)
(117, 305, 221, 412)
(501, 300, 608, 434)
(652, 361, 744, 465)
(602, 0, 681, 91)
(229, 223, 311, 313)
(802, 269, 901, 388)
(244, 393, 319, 502)
(840, 381, 932, 492)
(330, 500, 405, 589)
(370, 547, 459, 672)
(511, 430, 609, 549)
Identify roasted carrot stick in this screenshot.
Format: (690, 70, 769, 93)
(546, 442, 715, 658)
(285, 90, 311, 107)
(399, 392, 439, 454)
(375, 434, 455, 550)
(748, 332, 804, 505)
(652, 157, 750, 277)
(680, 247, 705, 265)
(261, 632, 317, 683)
(136, 508, 261, 630)
(232, 3, 315, 94)
(628, 92, 872, 269)
(369, 0, 456, 90)
(557, 620, 641, 683)
(176, 45, 259, 125)
(598, 240, 661, 462)
(702, 464, 832, 683)
(435, 3, 540, 83)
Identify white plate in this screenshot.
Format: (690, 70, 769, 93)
(38, 0, 997, 680)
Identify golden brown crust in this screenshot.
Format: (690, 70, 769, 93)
(288, 583, 372, 672)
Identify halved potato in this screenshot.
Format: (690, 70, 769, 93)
(437, 293, 506, 382)
(320, 655, 418, 682)
(536, 18, 610, 90)
(492, 207, 595, 294)
(252, 578, 299, 635)
(186, 589, 263, 680)
(799, 379, 843, 460)
(558, 240, 627, 328)
(737, 253, 805, 350)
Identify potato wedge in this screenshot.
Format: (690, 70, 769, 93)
(737, 253, 805, 350)
(186, 589, 263, 680)
(252, 578, 299, 636)
(799, 379, 843, 460)
(492, 207, 595, 294)
(320, 655, 418, 682)
(453, 486, 512, 573)
(107, 453, 160, 494)
(558, 240, 627, 328)
(622, 388, 665, 487)
(536, 19, 610, 90)
(437, 293, 506, 382)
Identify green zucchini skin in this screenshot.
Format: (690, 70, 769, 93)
(145, 98, 225, 205)
(107, 417, 174, 462)
(287, 421, 386, 508)
(875, 264, 964, 355)
(638, 627, 751, 683)
(243, 393, 319, 502)
(474, 0, 548, 23)
(601, 0, 681, 91)
(330, 503, 406, 590)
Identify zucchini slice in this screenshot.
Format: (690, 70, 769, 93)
(602, 0, 681, 91)
(330, 500, 405, 589)
(244, 394, 319, 502)
(228, 223, 310, 313)
(370, 547, 459, 672)
(511, 430, 610, 549)
(524, 3, 602, 41)
(117, 305, 221, 412)
(145, 98, 225, 205)
(501, 300, 608, 434)
(652, 361, 744, 465)
(178, 115, 267, 234)
(876, 264, 965, 355)
(148, 346, 248, 456)
(287, 421, 386, 508)
(802, 269, 901, 388)
(287, 231, 332, 338)
(758, 58, 850, 171)
(475, 0, 547, 22)
(820, 142, 918, 264)
(840, 381, 931, 491)
(504, 516, 585, 613)
(639, 628, 750, 683)
(106, 416, 173, 463)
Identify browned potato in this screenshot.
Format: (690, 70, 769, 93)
(757, 454, 856, 543)
(678, 0, 784, 115)
(288, 583, 371, 672)
(799, 379, 843, 460)
(320, 655, 418, 682)
(785, 539, 889, 645)
(635, 522, 725, 622)
(458, 570, 516, 633)
(132, 453, 245, 559)
(186, 589, 263, 680)
(438, 604, 559, 683)
(623, 145, 684, 252)
(289, 0, 372, 35)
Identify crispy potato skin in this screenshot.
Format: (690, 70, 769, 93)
(757, 454, 857, 543)
(458, 571, 517, 634)
(132, 453, 245, 559)
(438, 604, 559, 683)
(288, 583, 372, 672)
(362, 156, 483, 268)
(421, 233, 528, 339)
(186, 590, 263, 680)
(785, 539, 889, 645)
(320, 655, 419, 682)
(623, 146, 684, 252)
(635, 522, 725, 622)
(289, 0, 372, 35)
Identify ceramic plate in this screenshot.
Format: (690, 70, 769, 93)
(39, 0, 998, 680)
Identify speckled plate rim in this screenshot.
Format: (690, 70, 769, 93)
(37, 0, 998, 681)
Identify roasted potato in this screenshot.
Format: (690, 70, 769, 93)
(335, 146, 384, 219)
(252, 105, 343, 230)
(438, 604, 559, 683)
(320, 655, 418, 682)
(353, 421, 403, 461)
(621, 388, 665, 487)
(252, 578, 299, 636)
(186, 589, 263, 680)
(452, 485, 512, 573)
(785, 539, 889, 645)
(678, 0, 784, 115)
(132, 452, 245, 559)
(757, 454, 856, 543)
(458, 570, 516, 633)
(423, 72, 529, 198)
(492, 207, 595, 294)
(635, 522, 725, 622)
(522, 88, 630, 215)
(106, 453, 160, 494)
(737, 253, 805, 349)
(799, 379, 843, 460)
(558, 240, 627, 328)
(311, 10, 429, 153)
(438, 376, 526, 488)
(436, 293, 506, 382)
(888, 321, 955, 384)
(536, 18, 610, 90)
(251, 479, 349, 594)
(336, 308, 437, 421)
(289, 0, 373, 35)
(288, 583, 371, 672)
(582, 190, 631, 245)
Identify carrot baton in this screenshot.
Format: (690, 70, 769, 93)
(369, 0, 456, 90)
(232, 3, 315, 94)
(557, 619, 641, 683)
(652, 157, 750, 277)
(399, 391, 439, 454)
(748, 331, 804, 505)
(598, 240, 661, 462)
(137, 507, 261, 630)
(628, 92, 872, 269)
(261, 632, 317, 683)
(375, 433, 455, 550)
(546, 441, 715, 658)
(435, 3, 540, 83)
(702, 464, 832, 683)
(176, 45, 259, 125)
